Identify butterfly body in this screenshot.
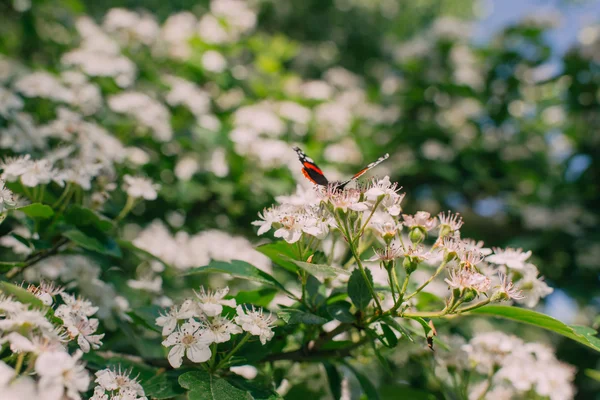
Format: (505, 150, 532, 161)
(293, 146, 389, 190)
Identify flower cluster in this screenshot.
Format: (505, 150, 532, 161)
(90, 368, 147, 400)
(156, 286, 276, 368)
(0, 291, 103, 399)
(437, 332, 576, 400)
(255, 176, 553, 310)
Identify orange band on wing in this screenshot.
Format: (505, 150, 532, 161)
(303, 162, 324, 174)
(302, 168, 318, 184)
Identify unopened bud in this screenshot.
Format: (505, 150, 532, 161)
(462, 288, 477, 303)
(403, 256, 418, 274)
(409, 227, 426, 245)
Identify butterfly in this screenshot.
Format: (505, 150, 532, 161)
(293, 146, 389, 190)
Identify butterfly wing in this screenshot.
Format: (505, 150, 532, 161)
(338, 153, 390, 189)
(293, 146, 329, 186)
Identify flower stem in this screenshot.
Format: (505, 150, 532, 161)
(14, 353, 25, 375)
(455, 298, 491, 314)
(404, 260, 447, 302)
(115, 195, 136, 222)
(215, 333, 251, 371)
(352, 197, 383, 245)
(349, 244, 382, 313)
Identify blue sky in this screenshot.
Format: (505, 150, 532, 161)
(474, 0, 600, 53)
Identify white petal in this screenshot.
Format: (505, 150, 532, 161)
(167, 345, 185, 368)
(187, 343, 211, 363)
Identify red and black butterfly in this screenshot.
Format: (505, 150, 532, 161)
(293, 146, 389, 190)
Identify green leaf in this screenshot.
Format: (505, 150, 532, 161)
(283, 308, 327, 325)
(65, 205, 113, 232)
(178, 371, 250, 400)
(15, 203, 54, 219)
(256, 241, 299, 273)
(127, 306, 162, 333)
(185, 260, 290, 295)
(143, 372, 186, 399)
(380, 385, 435, 400)
(323, 362, 342, 400)
(381, 317, 414, 342)
(234, 288, 278, 308)
(468, 305, 600, 352)
(117, 240, 170, 269)
(292, 260, 349, 278)
(380, 323, 399, 348)
(63, 229, 122, 258)
(348, 268, 373, 311)
(585, 369, 600, 382)
(0, 281, 44, 308)
(343, 362, 380, 400)
(327, 301, 355, 323)
(0, 260, 25, 273)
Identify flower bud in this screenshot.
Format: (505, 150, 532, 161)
(403, 256, 418, 274)
(462, 288, 477, 303)
(409, 227, 426, 245)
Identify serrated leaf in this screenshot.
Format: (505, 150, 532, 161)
(256, 241, 299, 273)
(179, 371, 250, 400)
(143, 372, 186, 399)
(65, 205, 113, 232)
(15, 203, 54, 219)
(348, 268, 373, 311)
(284, 308, 328, 325)
(184, 260, 291, 295)
(63, 229, 122, 258)
(234, 288, 278, 308)
(292, 260, 349, 278)
(469, 305, 600, 352)
(327, 302, 355, 323)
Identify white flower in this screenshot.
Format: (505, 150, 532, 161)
(486, 247, 533, 270)
(123, 175, 160, 200)
(202, 50, 227, 73)
(0, 155, 32, 182)
(35, 350, 90, 400)
(402, 211, 438, 231)
(26, 281, 64, 306)
(194, 287, 236, 317)
(235, 305, 276, 345)
(252, 208, 279, 236)
(324, 187, 369, 213)
(108, 92, 172, 141)
(494, 273, 525, 301)
(365, 176, 404, 216)
(93, 367, 146, 399)
(0, 309, 55, 333)
(0, 361, 38, 400)
(56, 293, 99, 320)
(437, 211, 464, 233)
(20, 158, 59, 187)
(205, 315, 243, 343)
(461, 238, 492, 256)
(127, 274, 162, 293)
(445, 268, 491, 293)
(515, 265, 553, 308)
(65, 317, 105, 353)
(155, 299, 198, 336)
(367, 243, 403, 262)
(458, 248, 485, 268)
(0, 179, 16, 213)
(161, 319, 213, 368)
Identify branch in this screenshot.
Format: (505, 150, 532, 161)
(5, 237, 69, 279)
